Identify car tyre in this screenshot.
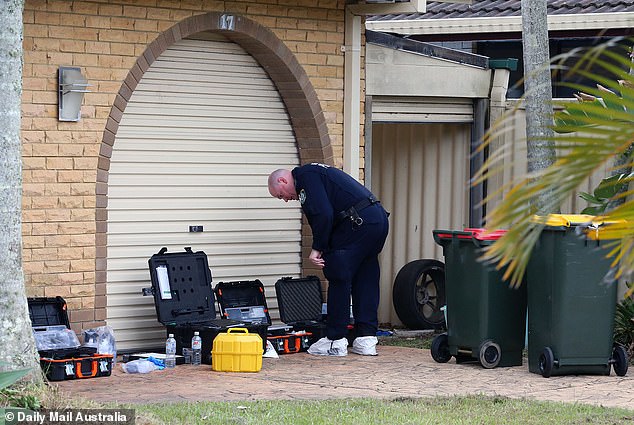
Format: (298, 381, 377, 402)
(393, 259, 446, 329)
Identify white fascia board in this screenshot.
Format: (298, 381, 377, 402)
(349, 0, 427, 15)
(365, 12, 634, 35)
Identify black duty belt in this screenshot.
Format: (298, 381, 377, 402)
(335, 195, 380, 227)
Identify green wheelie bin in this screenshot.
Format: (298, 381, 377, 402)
(431, 228, 527, 368)
(527, 214, 629, 377)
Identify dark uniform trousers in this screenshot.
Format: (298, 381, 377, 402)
(322, 202, 389, 341)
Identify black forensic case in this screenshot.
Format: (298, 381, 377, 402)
(214, 279, 306, 354)
(214, 279, 272, 326)
(274, 276, 356, 347)
(27, 296, 113, 381)
(274, 276, 326, 345)
(145, 247, 267, 365)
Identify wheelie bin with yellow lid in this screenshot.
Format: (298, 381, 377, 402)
(431, 228, 527, 368)
(527, 214, 629, 377)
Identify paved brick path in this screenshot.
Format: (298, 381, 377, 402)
(53, 346, 633, 409)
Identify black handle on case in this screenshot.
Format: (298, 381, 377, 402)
(171, 307, 208, 316)
(156, 246, 193, 255)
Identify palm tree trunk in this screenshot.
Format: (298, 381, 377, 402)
(0, 0, 41, 377)
(521, 0, 559, 214)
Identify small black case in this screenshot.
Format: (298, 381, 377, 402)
(274, 276, 355, 345)
(214, 279, 272, 326)
(28, 296, 112, 381)
(274, 276, 327, 344)
(275, 276, 324, 325)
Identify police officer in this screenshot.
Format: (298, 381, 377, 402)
(268, 163, 389, 356)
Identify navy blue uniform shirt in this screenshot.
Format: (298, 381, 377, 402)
(292, 163, 377, 252)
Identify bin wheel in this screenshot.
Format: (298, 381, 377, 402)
(393, 259, 446, 329)
(612, 344, 629, 377)
(478, 340, 501, 369)
(539, 347, 555, 378)
(430, 333, 451, 363)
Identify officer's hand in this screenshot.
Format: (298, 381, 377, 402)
(309, 249, 325, 268)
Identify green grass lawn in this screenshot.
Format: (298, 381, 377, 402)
(378, 333, 434, 350)
(4, 384, 633, 425)
(133, 396, 634, 425)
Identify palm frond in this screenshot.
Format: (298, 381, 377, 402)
(478, 39, 634, 288)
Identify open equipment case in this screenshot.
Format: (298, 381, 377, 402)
(214, 279, 272, 325)
(144, 247, 268, 365)
(214, 279, 309, 354)
(28, 296, 113, 381)
(274, 276, 325, 346)
(274, 276, 356, 349)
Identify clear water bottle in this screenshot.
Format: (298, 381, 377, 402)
(165, 333, 176, 368)
(191, 331, 202, 366)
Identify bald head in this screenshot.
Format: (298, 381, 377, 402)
(268, 169, 298, 202)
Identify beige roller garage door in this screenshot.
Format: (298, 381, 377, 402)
(107, 34, 301, 350)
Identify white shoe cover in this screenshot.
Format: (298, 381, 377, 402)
(350, 336, 378, 356)
(307, 337, 348, 356)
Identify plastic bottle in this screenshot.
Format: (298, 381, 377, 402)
(165, 333, 176, 368)
(191, 331, 202, 366)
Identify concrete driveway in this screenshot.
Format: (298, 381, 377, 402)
(53, 345, 633, 409)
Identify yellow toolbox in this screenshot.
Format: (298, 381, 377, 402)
(212, 328, 262, 372)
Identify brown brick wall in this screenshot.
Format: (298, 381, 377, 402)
(22, 0, 347, 334)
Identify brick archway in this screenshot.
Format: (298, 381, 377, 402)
(94, 12, 333, 324)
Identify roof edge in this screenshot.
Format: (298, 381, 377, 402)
(365, 11, 634, 35)
(366, 30, 489, 68)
